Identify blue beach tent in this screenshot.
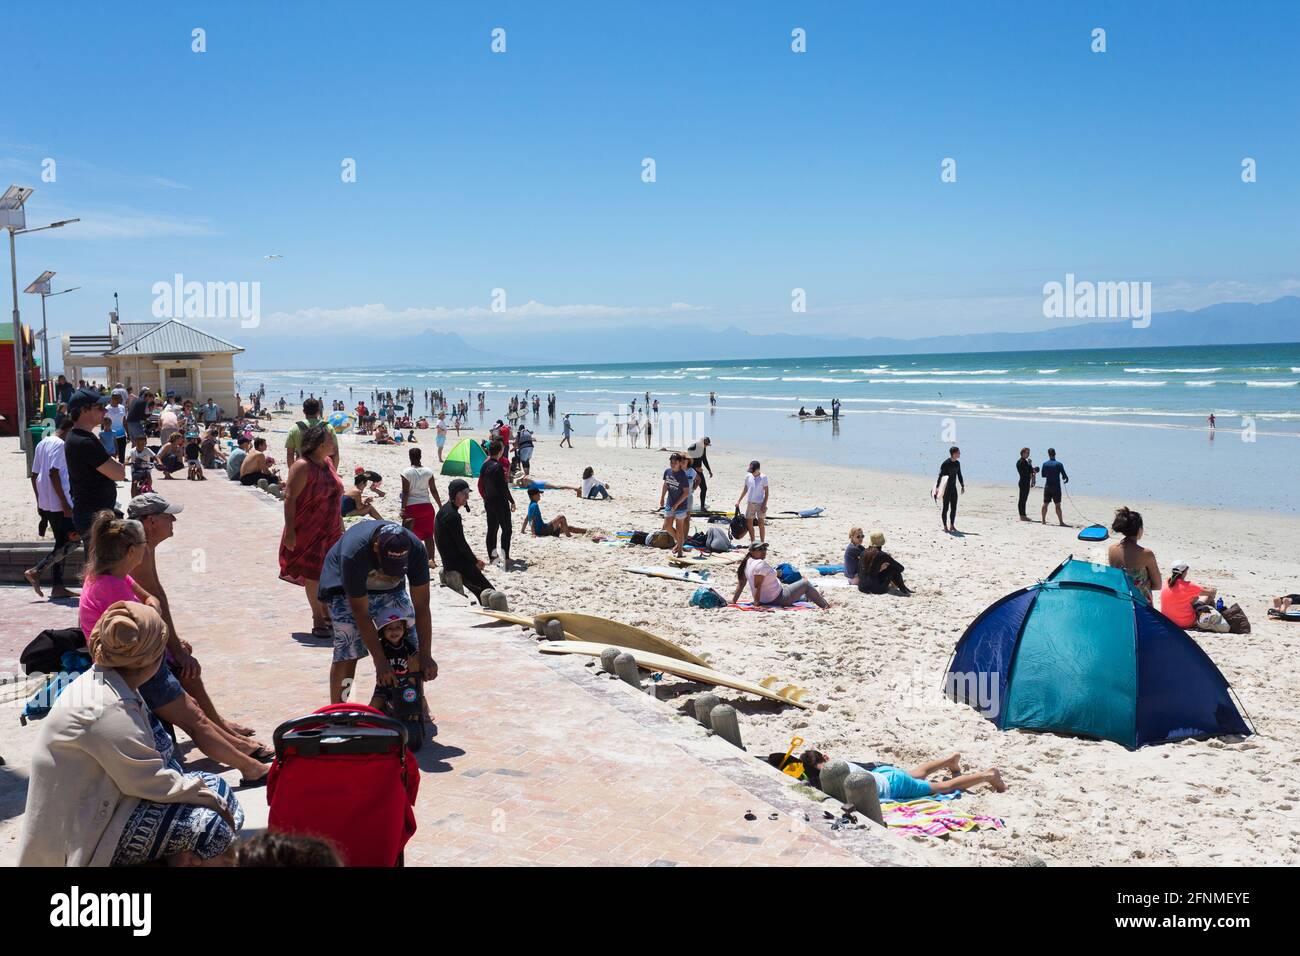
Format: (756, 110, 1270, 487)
(943, 558, 1252, 749)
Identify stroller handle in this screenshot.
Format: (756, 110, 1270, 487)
(273, 709, 409, 756)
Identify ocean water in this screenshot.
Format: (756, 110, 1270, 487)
(243, 342, 1300, 513)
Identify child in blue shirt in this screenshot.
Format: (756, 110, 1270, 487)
(521, 488, 585, 538)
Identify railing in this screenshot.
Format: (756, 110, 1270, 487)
(66, 335, 113, 355)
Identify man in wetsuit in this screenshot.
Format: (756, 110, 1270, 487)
(934, 446, 965, 533)
(479, 439, 516, 569)
(686, 437, 713, 511)
(1015, 447, 1037, 521)
(436, 479, 496, 598)
(1039, 448, 1069, 526)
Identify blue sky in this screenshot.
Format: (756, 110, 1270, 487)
(4, 1, 1297, 361)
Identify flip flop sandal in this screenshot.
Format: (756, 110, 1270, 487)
(249, 746, 275, 764)
(311, 624, 333, 638)
(237, 773, 269, 790)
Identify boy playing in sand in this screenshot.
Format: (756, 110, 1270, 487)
(801, 749, 1006, 800)
(128, 434, 156, 497)
(522, 488, 584, 538)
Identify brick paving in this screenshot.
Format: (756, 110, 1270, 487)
(0, 477, 916, 866)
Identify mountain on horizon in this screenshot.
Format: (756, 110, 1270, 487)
(245, 296, 1300, 370)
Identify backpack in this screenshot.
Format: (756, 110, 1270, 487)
(705, 525, 731, 553)
(1221, 603, 1251, 635)
(729, 511, 748, 539)
(775, 562, 803, 584)
(629, 531, 649, 546)
(20, 650, 93, 725)
(20, 627, 86, 676)
(690, 587, 727, 609)
(648, 530, 675, 549)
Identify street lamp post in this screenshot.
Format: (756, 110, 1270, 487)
(24, 271, 80, 394)
(1, 185, 79, 453)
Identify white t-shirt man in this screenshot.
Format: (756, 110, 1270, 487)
(744, 471, 769, 515)
(103, 402, 127, 436)
(401, 465, 435, 505)
(31, 434, 73, 512)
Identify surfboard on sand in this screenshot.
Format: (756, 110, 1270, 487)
(624, 566, 713, 584)
(538, 641, 811, 709)
(532, 611, 710, 667)
(469, 608, 543, 630)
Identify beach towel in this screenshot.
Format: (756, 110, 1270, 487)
(727, 601, 818, 611)
(880, 799, 1005, 837)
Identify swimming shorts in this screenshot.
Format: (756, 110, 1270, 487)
(1043, 486, 1062, 505)
(870, 765, 933, 802)
(745, 501, 767, 520)
(329, 588, 416, 663)
(435, 434, 445, 447)
(533, 521, 556, 538)
(664, 505, 687, 519)
(138, 660, 186, 710)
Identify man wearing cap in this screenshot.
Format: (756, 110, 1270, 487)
(64, 387, 126, 550)
(127, 493, 269, 757)
(734, 459, 769, 545)
(318, 519, 437, 705)
(686, 437, 713, 511)
(226, 434, 252, 480)
(435, 479, 495, 599)
(126, 386, 152, 441)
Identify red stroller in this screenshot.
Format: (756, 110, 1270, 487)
(268, 703, 419, 866)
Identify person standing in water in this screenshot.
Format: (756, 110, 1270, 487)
(1039, 448, 1069, 526)
(1015, 447, 1037, 522)
(934, 446, 964, 533)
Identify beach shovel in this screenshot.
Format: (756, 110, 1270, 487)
(778, 736, 804, 777)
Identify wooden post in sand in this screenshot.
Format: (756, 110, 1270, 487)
(544, 619, 566, 641)
(613, 652, 642, 688)
(709, 704, 743, 750)
(599, 647, 621, 674)
(843, 772, 885, 825)
(693, 693, 721, 725)
(820, 760, 851, 802)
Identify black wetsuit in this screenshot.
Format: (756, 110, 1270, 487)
(479, 457, 513, 564)
(937, 458, 964, 527)
(1016, 457, 1034, 518)
(690, 448, 712, 510)
(434, 501, 494, 598)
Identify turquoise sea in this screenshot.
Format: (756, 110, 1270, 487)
(245, 342, 1300, 514)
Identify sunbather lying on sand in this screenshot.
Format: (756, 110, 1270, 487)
(801, 749, 1006, 801)
(1269, 593, 1300, 618)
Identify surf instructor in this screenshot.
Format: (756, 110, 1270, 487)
(934, 446, 964, 533)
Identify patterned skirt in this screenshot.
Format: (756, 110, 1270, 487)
(110, 716, 244, 865)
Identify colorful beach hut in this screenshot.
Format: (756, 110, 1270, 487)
(440, 437, 487, 477)
(943, 558, 1252, 749)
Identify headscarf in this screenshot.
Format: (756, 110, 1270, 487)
(88, 601, 169, 669)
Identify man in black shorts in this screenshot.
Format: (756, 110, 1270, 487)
(1039, 448, 1069, 526)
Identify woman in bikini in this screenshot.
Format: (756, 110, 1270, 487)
(1106, 506, 1161, 603)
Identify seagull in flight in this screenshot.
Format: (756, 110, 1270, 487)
(264, 254, 283, 260)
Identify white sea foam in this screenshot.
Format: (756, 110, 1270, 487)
(1247, 380, 1298, 387)
(1124, 367, 1223, 374)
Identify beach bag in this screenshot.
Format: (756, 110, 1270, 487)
(686, 531, 708, 548)
(729, 511, 748, 538)
(690, 587, 727, 610)
(775, 562, 803, 584)
(705, 525, 731, 552)
(1221, 603, 1251, 634)
(20, 627, 86, 675)
(648, 530, 675, 549)
(1195, 605, 1231, 634)
(629, 531, 649, 546)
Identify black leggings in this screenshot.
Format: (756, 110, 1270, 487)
(484, 498, 512, 561)
(1017, 481, 1030, 518)
(942, 488, 959, 527)
(449, 561, 494, 599)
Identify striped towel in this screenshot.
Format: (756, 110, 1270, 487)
(880, 799, 1005, 837)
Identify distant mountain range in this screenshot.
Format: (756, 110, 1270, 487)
(247, 295, 1300, 370)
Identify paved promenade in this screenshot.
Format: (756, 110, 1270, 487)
(0, 476, 915, 866)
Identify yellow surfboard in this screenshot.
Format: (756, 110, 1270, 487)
(538, 641, 811, 709)
(532, 612, 709, 667)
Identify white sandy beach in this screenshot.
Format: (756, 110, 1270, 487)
(3, 413, 1298, 867)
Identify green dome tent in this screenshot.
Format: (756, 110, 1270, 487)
(440, 437, 487, 477)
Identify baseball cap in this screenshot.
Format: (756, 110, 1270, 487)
(374, 523, 412, 577)
(127, 492, 185, 520)
(67, 388, 109, 416)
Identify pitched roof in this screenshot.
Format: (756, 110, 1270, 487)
(109, 319, 244, 356)
(117, 322, 160, 345)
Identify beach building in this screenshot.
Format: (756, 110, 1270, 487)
(61, 314, 243, 412)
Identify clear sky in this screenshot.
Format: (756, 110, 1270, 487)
(3, 1, 1297, 358)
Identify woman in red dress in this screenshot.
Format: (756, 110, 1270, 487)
(280, 423, 344, 637)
